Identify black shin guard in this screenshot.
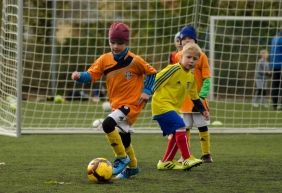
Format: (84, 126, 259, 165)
(198, 126, 208, 132)
(102, 117, 117, 133)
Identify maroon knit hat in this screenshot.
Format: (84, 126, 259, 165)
(109, 22, 130, 42)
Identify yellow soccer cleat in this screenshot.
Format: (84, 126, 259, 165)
(171, 160, 184, 170)
(157, 160, 179, 170)
(181, 155, 203, 171)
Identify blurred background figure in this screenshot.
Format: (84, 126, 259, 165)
(252, 49, 271, 108)
(169, 32, 181, 64)
(270, 28, 282, 110)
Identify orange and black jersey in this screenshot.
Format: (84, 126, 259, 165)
(77, 51, 156, 124)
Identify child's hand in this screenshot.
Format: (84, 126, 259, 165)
(138, 93, 150, 107)
(200, 97, 209, 111)
(202, 111, 210, 121)
(71, 71, 80, 80)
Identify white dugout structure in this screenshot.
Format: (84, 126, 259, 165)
(0, 0, 282, 137)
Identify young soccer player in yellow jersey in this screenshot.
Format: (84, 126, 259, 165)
(175, 25, 213, 163)
(71, 22, 157, 179)
(152, 43, 209, 171)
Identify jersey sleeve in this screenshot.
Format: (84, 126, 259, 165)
(199, 78, 210, 98)
(198, 53, 211, 98)
(143, 74, 156, 95)
(87, 55, 105, 82)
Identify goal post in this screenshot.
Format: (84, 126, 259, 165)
(0, 0, 23, 137)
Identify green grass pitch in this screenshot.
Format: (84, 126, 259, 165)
(1, 134, 282, 193)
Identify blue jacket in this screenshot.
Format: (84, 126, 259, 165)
(270, 32, 282, 70)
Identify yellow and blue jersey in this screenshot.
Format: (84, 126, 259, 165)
(151, 63, 199, 116)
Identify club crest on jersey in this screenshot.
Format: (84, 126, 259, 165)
(124, 71, 133, 80)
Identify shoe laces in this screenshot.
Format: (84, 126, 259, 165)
(182, 159, 190, 166)
(113, 158, 124, 168)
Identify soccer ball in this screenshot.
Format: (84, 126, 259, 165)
(54, 95, 64, 103)
(102, 101, 111, 112)
(211, 120, 223, 126)
(87, 158, 113, 183)
(6, 96, 17, 110)
(92, 119, 104, 129)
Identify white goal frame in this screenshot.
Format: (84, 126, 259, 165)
(0, 1, 23, 137)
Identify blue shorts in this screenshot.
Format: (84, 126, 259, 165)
(153, 111, 186, 136)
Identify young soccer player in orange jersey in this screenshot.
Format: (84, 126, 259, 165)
(71, 22, 157, 179)
(152, 43, 209, 170)
(174, 25, 213, 163)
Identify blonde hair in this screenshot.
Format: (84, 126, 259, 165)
(260, 49, 268, 56)
(182, 42, 202, 57)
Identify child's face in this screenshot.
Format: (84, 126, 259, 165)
(261, 52, 268, 60)
(175, 38, 182, 51)
(109, 40, 127, 54)
(181, 37, 195, 48)
(180, 50, 199, 70)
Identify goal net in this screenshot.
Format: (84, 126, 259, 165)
(1, 0, 282, 136)
(209, 16, 282, 132)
